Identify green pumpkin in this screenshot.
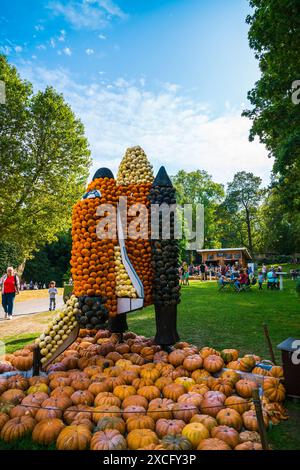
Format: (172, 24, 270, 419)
(161, 434, 192, 450)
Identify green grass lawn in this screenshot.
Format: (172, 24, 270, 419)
(1, 279, 299, 450)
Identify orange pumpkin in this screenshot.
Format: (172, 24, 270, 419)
(137, 385, 160, 401)
(190, 414, 218, 432)
(127, 428, 159, 450)
(263, 377, 286, 402)
(126, 415, 155, 432)
(162, 383, 186, 401)
(155, 418, 185, 438)
(211, 424, 240, 448)
(182, 355, 203, 371)
(94, 392, 121, 407)
(235, 379, 257, 398)
(216, 408, 242, 431)
(203, 355, 224, 373)
(168, 350, 186, 366)
(122, 395, 148, 409)
(224, 395, 251, 415)
(91, 429, 127, 450)
(95, 417, 126, 434)
(0, 416, 36, 442)
(32, 418, 65, 445)
(242, 410, 269, 431)
(198, 438, 231, 450)
(235, 441, 262, 450)
(172, 403, 198, 422)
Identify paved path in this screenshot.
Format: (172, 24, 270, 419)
(0, 295, 64, 321)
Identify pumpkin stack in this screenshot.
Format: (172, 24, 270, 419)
(148, 166, 180, 346)
(117, 146, 154, 307)
(70, 168, 118, 318)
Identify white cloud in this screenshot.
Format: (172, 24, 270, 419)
(19, 66, 273, 185)
(58, 30, 66, 41)
(14, 45, 23, 53)
(63, 47, 72, 56)
(50, 38, 56, 48)
(35, 25, 45, 31)
(32, 55, 37, 60)
(48, 0, 127, 30)
(85, 48, 94, 55)
(0, 45, 11, 55)
(98, 34, 106, 40)
(37, 44, 47, 50)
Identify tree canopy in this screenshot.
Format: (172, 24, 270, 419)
(0, 55, 91, 258)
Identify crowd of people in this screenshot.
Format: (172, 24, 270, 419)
(179, 261, 286, 291)
(20, 280, 47, 290)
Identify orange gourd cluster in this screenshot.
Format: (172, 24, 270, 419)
(70, 177, 118, 316)
(121, 182, 153, 306)
(0, 331, 287, 450)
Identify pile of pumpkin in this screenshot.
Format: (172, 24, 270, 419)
(0, 331, 287, 450)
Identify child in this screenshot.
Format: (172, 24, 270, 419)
(48, 281, 58, 311)
(258, 271, 264, 290)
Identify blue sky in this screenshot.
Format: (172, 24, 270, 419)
(0, 0, 273, 185)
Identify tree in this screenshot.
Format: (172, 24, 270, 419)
(243, 0, 300, 248)
(172, 170, 224, 259)
(0, 55, 91, 257)
(223, 172, 263, 254)
(23, 232, 72, 286)
(0, 241, 24, 276)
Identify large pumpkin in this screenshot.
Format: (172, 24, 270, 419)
(161, 434, 192, 450)
(56, 424, 92, 450)
(198, 438, 231, 450)
(127, 428, 159, 450)
(203, 355, 224, 373)
(182, 422, 209, 449)
(91, 430, 127, 450)
(0, 416, 36, 442)
(155, 419, 185, 438)
(32, 418, 65, 445)
(216, 409, 242, 431)
(263, 377, 286, 402)
(211, 425, 240, 448)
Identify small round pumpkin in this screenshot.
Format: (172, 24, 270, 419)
(182, 422, 210, 449)
(168, 350, 186, 366)
(190, 414, 217, 432)
(127, 415, 155, 432)
(147, 400, 174, 421)
(235, 379, 257, 398)
(216, 408, 242, 431)
(113, 385, 136, 401)
(211, 425, 240, 448)
(0, 412, 10, 431)
(200, 397, 224, 418)
(235, 441, 262, 450)
(122, 405, 146, 420)
(269, 366, 284, 379)
(172, 403, 198, 423)
(95, 417, 126, 434)
(0, 388, 25, 405)
(51, 386, 75, 398)
(71, 390, 94, 406)
(239, 431, 261, 443)
(224, 395, 250, 415)
(263, 377, 286, 402)
(210, 378, 233, 397)
(183, 355, 203, 371)
(174, 377, 195, 391)
(91, 429, 127, 450)
(220, 349, 239, 363)
(203, 355, 224, 373)
(154, 376, 173, 391)
(161, 434, 192, 450)
(137, 385, 160, 401)
(162, 383, 185, 401)
(140, 368, 161, 382)
(155, 419, 185, 438)
(242, 410, 269, 431)
(92, 405, 121, 424)
(56, 424, 92, 450)
(122, 394, 148, 409)
(32, 418, 65, 445)
(220, 369, 240, 385)
(191, 369, 211, 384)
(94, 392, 121, 407)
(198, 437, 231, 450)
(127, 428, 159, 450)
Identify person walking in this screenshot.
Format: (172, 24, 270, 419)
(48, 281, 58, 311)
(0, 267, 20, 319)
(258, 271, 264, 290)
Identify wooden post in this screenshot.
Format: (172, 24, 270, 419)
(32, 346, 41, 376)
(252, 388, 269, 450)
(263, 323, 277, 365)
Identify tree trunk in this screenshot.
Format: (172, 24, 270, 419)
(245, 209, 253, 254)
(154, 304, 180, 346)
